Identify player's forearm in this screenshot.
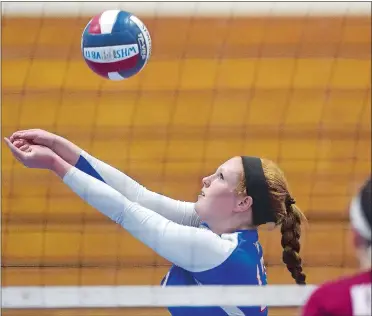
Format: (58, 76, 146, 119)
(61, 166, 180, 261)
(51, 135, 82, 166)
(51, 154, 73, 179)
(48, 134, 199, 227)
(78, 151, 200, 227)
(61, 167, 231, 272)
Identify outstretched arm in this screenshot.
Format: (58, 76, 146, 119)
(77, 151, 200, 227)
(53, 160, 237, 273)
(11, 130, 200, 227)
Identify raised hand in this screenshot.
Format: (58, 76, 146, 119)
(10, 129, 58, 149)
(4, 137, 58, 170)
(10, 128, 82, 166)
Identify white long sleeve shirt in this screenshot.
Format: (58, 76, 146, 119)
(67, 153, 268, 316)
(77, 151, 200, 227)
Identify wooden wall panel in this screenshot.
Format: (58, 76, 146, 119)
(2, 222, 358, 268)
(2, 14, 370, 299)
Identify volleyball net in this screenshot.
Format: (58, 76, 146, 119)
(2, 284, 316, 308)
(1, 1, 371, 315)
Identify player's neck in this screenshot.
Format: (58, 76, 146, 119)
(207, 219, 255, 235)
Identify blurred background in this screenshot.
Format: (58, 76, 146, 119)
(2, 1, 371, 315)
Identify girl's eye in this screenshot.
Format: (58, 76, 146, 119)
(219, 173, 224, 180)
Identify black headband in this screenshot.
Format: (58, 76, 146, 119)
(241, 156, 276, 226)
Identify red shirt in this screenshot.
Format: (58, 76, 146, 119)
(302, 270, 371, 316)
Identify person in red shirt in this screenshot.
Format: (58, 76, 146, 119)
(302, 177, 371, 316)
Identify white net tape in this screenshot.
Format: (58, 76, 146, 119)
(2, 285, 317, 309)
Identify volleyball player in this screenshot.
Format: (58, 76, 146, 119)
(5, 129, 307, 316)
(302, 177, 371, 316)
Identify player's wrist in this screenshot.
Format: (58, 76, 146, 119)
(50, 154, 72, 178)
(51, 135, 81, 166)
(50, 134, 63, 150)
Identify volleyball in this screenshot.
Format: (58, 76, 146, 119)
(81, 10, 151, 80)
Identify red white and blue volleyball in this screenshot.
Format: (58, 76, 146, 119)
(81, 10, 151, 80)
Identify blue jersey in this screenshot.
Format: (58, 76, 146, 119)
(163, 228, 268, 316)
(73, 153, 268, 316)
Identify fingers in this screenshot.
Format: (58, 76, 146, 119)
(4, 137, 27, 162)
(13, 139, 30, 148)
(10, 132, 23, 142)
(19, 144, 31, 152)
(10, 129, 40, 142)
(10, 131, 34, 142)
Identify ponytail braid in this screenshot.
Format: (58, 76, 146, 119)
(237, 158, 307, 284)
(280, 198, 306, 285)
(259, 159, 307, 285)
